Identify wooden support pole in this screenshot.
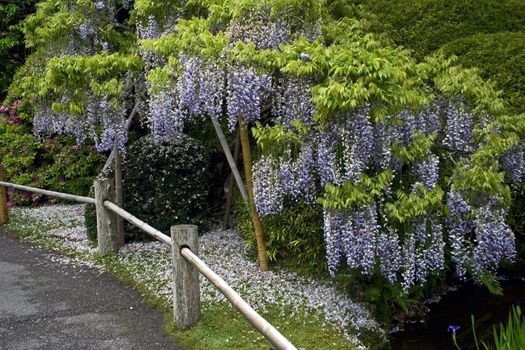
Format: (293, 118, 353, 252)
(171, 224, 200, 329)
(222, 129, 241, 230)
(210, 116, 248, 202)
(114, 147, 125, 239)
(94, 178, 122, 255)
(0, 165, 8, 225)
(239, 117, 269, 272)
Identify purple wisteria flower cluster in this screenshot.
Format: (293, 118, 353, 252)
(253, 142, 316, 215)
(446, 189, 516, 279)
(502, 145, 525, 185)
(341, 109, 374, 182)
(414, 153, 440, 190)
(147, 88, 182, 143)
(273, 76, 315, 127)
(442, 100, 475, 153)
(251, 97, 522, 290)
(227, 66, 272, 130)
(228, 9, 291, 50)
(34, 93, 129, 155)
(33, 103, 85, 144)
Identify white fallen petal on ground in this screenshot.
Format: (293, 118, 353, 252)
(8, 204, 383, 349)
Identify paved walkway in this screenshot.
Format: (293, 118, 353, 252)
(0, 232, 182, 350)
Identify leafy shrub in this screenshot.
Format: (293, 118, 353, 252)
(235, 199, 326, 267)
(0, 0, 39, 97)
(440, 32, 525, 114)
(120, 135, 209, 241)
(0, 99, 105, 206)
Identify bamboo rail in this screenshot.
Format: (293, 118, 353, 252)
(102, 200, 171, 246)
(0, 178, 296, 349)
(180, 246, 297, 350)
(0, 181, 95, 204)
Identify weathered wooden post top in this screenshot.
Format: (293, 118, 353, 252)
(171, 224, 200, 330)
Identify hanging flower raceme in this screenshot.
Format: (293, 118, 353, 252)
(341, 109, 374, 182)
(471, 205, 516, 275)
(226, 66, 272, 131)
(148, 87, 182, 143)
(323, 208, 344, 277)
(273, 76, 316, 128)
(33, 103, 85, 145)
(179, 55, 202, 116)
(199, 61, 226, 119)
(446, 189, 516, 279)
(95, 97, 128, 155)
(414, 153, 440, 190)
(372, 121, 394, 172)
(502, 145, 525, 185)
(415, 101, 442, 136)
(377, 228, 402, 284)
(253, 156, 284, 216)
(228, 8, 291, 50)
(315, 127, 339, 187)
(443, 100, 475, 153)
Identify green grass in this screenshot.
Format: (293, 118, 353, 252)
(167, 303, 360, 350)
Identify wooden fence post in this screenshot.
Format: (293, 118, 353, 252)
(94, 178, 122, 255)
(171, 224, 200, 329)
(0, 165, 8, 225)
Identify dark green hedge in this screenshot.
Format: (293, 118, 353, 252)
(439, 32, 525, 114)
(123, 135, 209, 242)
(355, 0, 525, 59)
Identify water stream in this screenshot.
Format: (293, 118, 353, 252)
(389, 278, 525, 350)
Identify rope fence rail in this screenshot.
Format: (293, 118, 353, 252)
(0, 175, 297, 350)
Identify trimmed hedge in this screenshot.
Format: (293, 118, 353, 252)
(356, 0, 525, 59)
(86, 135, 209, 242)
(439, 32, 525, 114)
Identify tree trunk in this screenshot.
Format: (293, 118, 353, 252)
(238, 117, 269, 271)
(222, 130, 241, 230)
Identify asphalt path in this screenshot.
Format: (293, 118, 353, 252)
(0, 231, 182, 350)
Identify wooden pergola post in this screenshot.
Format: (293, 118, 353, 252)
(239, 117, 269, 271)
(222, 130, 241, 230)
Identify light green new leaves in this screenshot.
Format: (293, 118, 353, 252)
(386, 185, 445, 224)
(319, 170, 394, 210)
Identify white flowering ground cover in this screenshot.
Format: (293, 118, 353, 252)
(5, 204, 384, 349)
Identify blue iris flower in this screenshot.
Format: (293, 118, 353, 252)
(448, 325, 461, 334)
